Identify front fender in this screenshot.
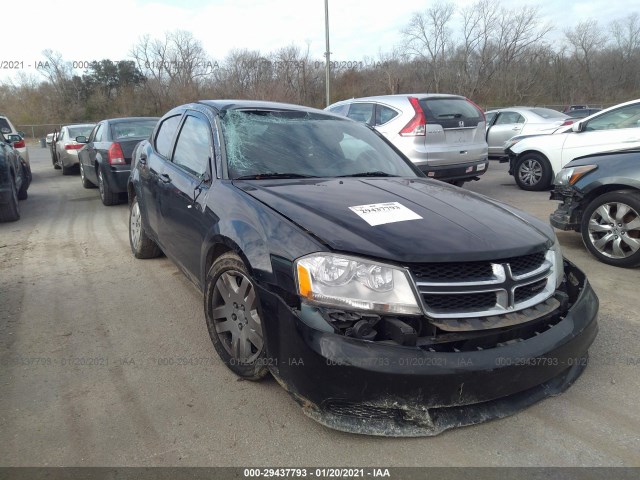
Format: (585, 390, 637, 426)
(199, 182, 325, 288)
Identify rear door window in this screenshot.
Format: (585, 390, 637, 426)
(328, 104, 349, 116)
(418, 98, 483, 128)
(155, 115, 182, 158)
(495, 112, 525, 125)
(347, 103, 375, 125)
(375, 105, 399, 125)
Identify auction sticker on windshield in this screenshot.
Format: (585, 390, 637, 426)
(349, 202, 423, 226)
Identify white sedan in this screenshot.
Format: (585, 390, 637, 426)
(506, 98, 640, 190)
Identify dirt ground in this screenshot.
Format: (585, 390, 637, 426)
(0, 146, 639, 466)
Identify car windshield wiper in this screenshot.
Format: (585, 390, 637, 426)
(234, 173, 318, 180)
(336, 171, 399, 177)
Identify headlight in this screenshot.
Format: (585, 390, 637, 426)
(504, 137, 524, 151)
(551, 236, 564, 288)
(295, 253, 421, 315)
(554, 165, 597, 186)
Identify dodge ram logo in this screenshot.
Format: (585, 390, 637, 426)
(458, 120, 465, 127)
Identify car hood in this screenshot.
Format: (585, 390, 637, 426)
(509, 132, 569, 154)
(234, 177, 554, 263)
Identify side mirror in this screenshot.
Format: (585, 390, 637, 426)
(571, 122, 583, 133)
(75, 136, 88, 143)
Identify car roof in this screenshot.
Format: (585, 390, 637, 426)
(330, 93, 465, 105)
(99, 117, 160, 123)
(62, 123, 95, 128)
(197, 100, 327, 114)
(485, 106, 561, 113)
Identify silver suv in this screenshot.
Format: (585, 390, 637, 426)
(326, 94, 488, 185)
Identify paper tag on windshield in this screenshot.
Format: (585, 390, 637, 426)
(349, 202, 422, 226)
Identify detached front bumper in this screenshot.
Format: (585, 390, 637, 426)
(549, 186, 583, 231)
(262, 260, 598, 436)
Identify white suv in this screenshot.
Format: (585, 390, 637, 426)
(326, 94, 488, 186)
(507, 99, 640, 190)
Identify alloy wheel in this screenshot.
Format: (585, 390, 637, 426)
(518, 159, 542, 186)
(130, 201, 142, 252)
(98, 170, 105, 200)
(587, 202, 640, 259)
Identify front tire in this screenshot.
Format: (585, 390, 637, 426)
(514, 153, 552, 191)
(205, 253, 269, 380)
(581, 190, 640, 267)
(52, 150, 61, 170)
(80, 162, 95, 188)
(129, 196, 161, 259)
(0, 175, 20, 222)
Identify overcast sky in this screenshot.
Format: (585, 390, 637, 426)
(1, 0, 634, 82)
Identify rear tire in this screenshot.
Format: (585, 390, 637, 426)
(0, 175, 20, 222)
(514, 153, 552, 191)
(129, 196, 161, 259)
(17, 167, 28, 200)
(98, 167, 119, 206)
(61, 160, 74, 176)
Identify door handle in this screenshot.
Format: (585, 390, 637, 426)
(159, 173, 171, 184)
(512, 127, 521, 131)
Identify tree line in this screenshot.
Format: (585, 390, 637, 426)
(1, 0, 638, 137)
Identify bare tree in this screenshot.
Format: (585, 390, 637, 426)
(565, 20, 609, 98)
(402, 1, 455, 92)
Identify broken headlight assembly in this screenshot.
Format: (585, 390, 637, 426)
(295, 253, 421, 315)
(554, 164, 597, 186)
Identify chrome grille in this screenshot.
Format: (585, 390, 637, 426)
(514, 279, 547, 303)
(508, 252, 546, 276)
(410, 249, 557, 319)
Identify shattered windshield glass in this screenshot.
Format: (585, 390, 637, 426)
(221, 109, 419, 179)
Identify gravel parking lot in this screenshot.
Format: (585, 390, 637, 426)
(1, 147, 639, 467)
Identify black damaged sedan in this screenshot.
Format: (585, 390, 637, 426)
(128, 100, 598, 436)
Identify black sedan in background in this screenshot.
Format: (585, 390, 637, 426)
(128, 100, 598, 436)
(77, 117, 159, 205)
(550, 149, 640, 267)
(0, 133, 30, 222)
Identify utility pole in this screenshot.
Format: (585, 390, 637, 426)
(324, 0, 331, 107)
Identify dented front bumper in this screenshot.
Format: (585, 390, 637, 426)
(261, 260, 598, 436)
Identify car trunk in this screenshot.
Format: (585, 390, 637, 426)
(418, 97, 486, 166)
(118, 139, 145, 164)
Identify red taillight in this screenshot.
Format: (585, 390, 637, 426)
(466, 98, 486, 123)
(13, 139, 25, 148)
(561, 119, 575, 126)
(64, 143, 83, 150)
(399, 97, 426, 136)
(108, 143, 125, 165)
